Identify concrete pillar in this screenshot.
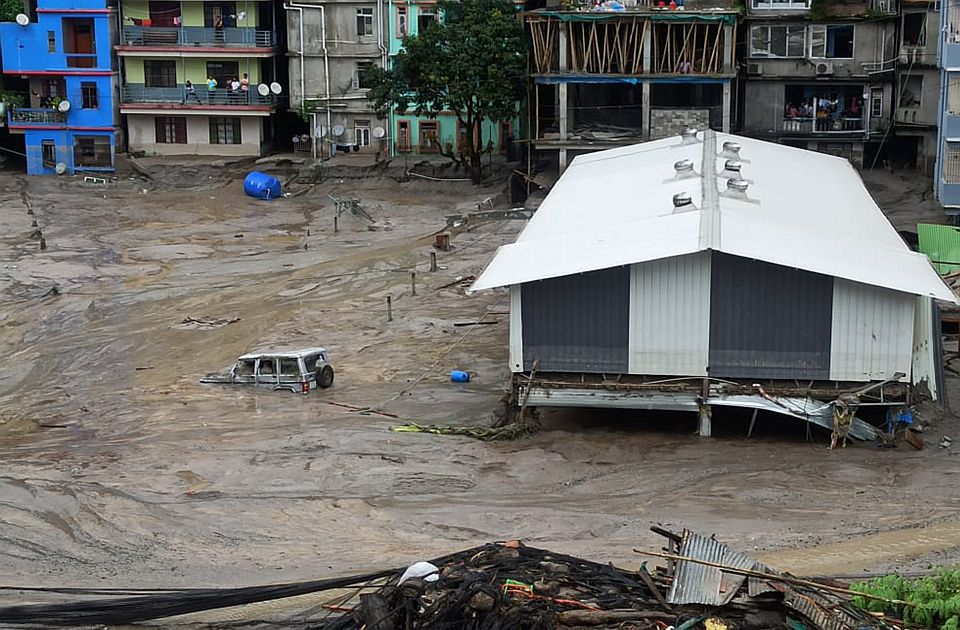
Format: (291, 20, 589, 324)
(643, 81, 651, 139)
(698, 403, 712, 437)
(722, 24, 734, 73)
(559, 23, 569, 171)
(722, 80, 731, 133)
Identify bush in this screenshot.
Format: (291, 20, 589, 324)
(853, 568, 960, 629)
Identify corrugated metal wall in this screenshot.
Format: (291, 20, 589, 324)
(830, 279, 914, 381)
(629, 252, 711, 376)
(521, 266, 630, 372)
(708, 253, 833, 379)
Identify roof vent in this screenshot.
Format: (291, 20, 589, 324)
(726, 178, 749, 194)
(673, 192, 694, 209)
(674, 159, 695, 177)
(720, 141, 741, 157)
(680, 128, 700, 145)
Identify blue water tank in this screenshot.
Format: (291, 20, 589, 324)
(243, 171, 282, 200)
(450, 370, 470, 383)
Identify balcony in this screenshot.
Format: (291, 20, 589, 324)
(120, 26, 276, 48)
(121, 84, 276, 107)
(8, 108, 67, 126)
(782, 116, 864, 134)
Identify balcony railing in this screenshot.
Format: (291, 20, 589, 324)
(121, 26, 276, 48)
(121, 84, 276, 106)
(782, 116, 865, 134)
(8, 108, 66, 125)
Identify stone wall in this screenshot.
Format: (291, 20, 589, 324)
(649, 109, 712, 140)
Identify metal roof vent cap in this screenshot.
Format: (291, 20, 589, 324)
(674, 159, 695, 176)
(680, 128, 700, 144)
(673, 192, 694, 208)
(724, 159, 742, 173)
(720, 141, 741, 158)
(727, 178, 749, 194)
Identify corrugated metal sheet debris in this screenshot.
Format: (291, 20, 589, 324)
(918, 222, 960, 275)
(667, 531, 758, 606)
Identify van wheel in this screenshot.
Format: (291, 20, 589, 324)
(319, 365, 335, 388)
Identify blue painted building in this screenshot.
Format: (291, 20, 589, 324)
(1, 0, 119, 174)
(937, 1, 960, 213)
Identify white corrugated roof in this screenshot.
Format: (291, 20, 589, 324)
(472, 131, 957, 303)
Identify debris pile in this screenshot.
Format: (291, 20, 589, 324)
(0, 530, 900, 628)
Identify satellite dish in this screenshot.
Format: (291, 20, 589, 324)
(15, 13, 29, 25)
(372, 126, 386, 139)
(54, 162, 67, 175)
(257, 83, 270, 96)
(332, 124, 345, 137)
(315, 125, 326, 138)
(269, 82, 282, 95)
(57, 99, 71, 112)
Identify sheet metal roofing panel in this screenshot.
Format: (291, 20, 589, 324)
(628, 252, 710, 376)
(918, 222, 960, 275)
(830, 279, 915, 382)
(472, 131, 956, 303)
(667, 530, 757, 606)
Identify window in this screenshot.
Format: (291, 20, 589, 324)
(810, 25, 854, 59)
(356, 7, 373, 36)
(206, 60, 238, 88)
(871, 87, 883, 118)
(751, 0, 810, 8)
(355, 119, 371, 146)
(41, 141, 56, 168)
(73, 136, 112, 168)
(155, 116, 187, 143)
(144, 60, 177, 87)
(81, 82, 98, 109)
(63, 18, 96, 67)
(355, 62, 373, 89)
(457, 120, 476, 152)
(949, 76, 960, 115)
(47, 31, 56, 53)
(204, 1, 237, 27)
(149, 0, 181, 27)
(279, 359, 299, 375)
(397, 7, 407, 36)
(209, 116, 241, 144)
(750, 25, 805, 58)
(900, 75, 922, 107)
(902, 12, 925, 47)
(397, 120, 411, 152)
(417, 7, 436, 33)
(499, 122, 512, 155)
(945, 141, 960, 184)
(419, 120, 438, 152)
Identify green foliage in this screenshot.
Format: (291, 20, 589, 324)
(366, 0, 525, 183)
(0, 90, 24, 109)
(0, 0, 23, 22)
(809, 0, 829, 20)
(852, 568, 960, 629)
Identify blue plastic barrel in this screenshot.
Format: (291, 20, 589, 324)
(243, 171, 282, 200)
(450, 370, 470, 383)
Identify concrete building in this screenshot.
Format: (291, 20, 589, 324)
(525, 1, 737, 170)
(384, 0, 519, 159)
(285, 0, 389, 156)
(116, 0, 282, 156)
(893, 0, 939, 173)
(472, 131, 954, 437)
(1, 0, 120, 174)
(740, 0, 898, 167)
(937, 0, 960, 213)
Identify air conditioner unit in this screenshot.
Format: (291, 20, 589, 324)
(747, 62, 763, 76)
(815, 61, 834, 76)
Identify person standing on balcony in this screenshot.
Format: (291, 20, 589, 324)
(240, 73, 250, 99)
(214, 15, 224, 45)
(207, 75, 218, 103)
(229, 77, 241, 103)
(184, 80, 201, 104)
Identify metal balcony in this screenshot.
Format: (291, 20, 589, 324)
(121, 26, 276, 48)
(781, 116, 864, 134)
(121, 84, 276, 106)
(8, 108, 67, 125)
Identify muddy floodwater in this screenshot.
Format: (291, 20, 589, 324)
(2, 166, 960, 602)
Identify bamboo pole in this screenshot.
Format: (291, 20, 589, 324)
(632, 549, 917, 609)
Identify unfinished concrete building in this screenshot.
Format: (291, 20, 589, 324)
(525, 1, 737, 170)
(893, 0, 939, 173)
(740, 0, 898, 167)
(286, 0, 389, 156)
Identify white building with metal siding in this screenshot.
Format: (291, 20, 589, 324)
(474, 131, 956, 435)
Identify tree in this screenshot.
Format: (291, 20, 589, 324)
(0, 0, 25, 22)
(367, 0, 525, 184)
